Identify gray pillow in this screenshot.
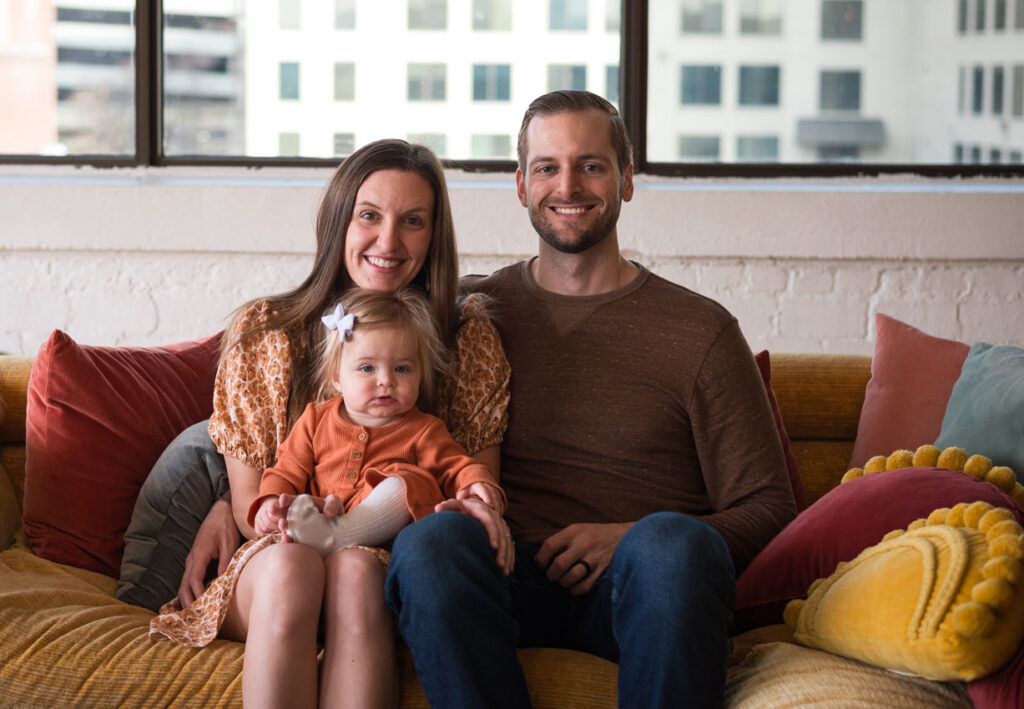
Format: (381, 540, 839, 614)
(116, 420, 229, 611)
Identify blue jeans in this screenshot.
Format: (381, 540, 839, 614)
(385, 511, 736, 709)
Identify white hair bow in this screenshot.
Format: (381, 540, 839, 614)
(321, 303, 355, 339)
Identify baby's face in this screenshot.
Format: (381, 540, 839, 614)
(332, 325, 421, 427)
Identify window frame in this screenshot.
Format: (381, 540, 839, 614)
(2, 0, 1021, 178)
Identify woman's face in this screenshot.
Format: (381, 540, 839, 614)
(344, 169, 434, 293)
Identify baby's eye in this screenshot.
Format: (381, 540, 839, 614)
(395, 365, 410, 374)
(358, 364, 375, 373)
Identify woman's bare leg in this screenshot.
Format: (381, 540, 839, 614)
(319, 548, 399, 709)
(221, 542, 325, 709)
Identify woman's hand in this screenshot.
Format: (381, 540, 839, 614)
(434, 496, 515, 575)
(178, 498, 240, 608)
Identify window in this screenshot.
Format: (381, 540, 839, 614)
(548, 65, 586, 92)
(473, 64, 511, 101)
(973, 65, 985, 113)
(822, 1, 862, 40)
(993, 65, 1005, 114)
(682, 0, 723, 33)
(334, 63, 355, 101)
(408, 133, 447, 157)
(1017, 0, 1024, 28)
(954, 143, 964, 162)
(280, 62, 300, 100)
(681, 65, 722, 105)
(606, 0, 621, 31)
(995, 0, 1007, 28)
(550, 0, 587, 30)
(819, 145, 859, 162)
(958, 66, 966, 114)
(737, 135, 780, 161)
(990, 148, 1002, 162)
(335, 0, 356, 29)
(740, 0, 782, 34)
(279, 132, 299, 156)
(279, 0, 300, 30)
(333, 132, 355, 157)
(409, 0, 446, 30)
(470, 134, 512, 158)
(820, 71, 861, 111)
(606, 65, 620, 105)
(1013, 66, 1024, 117)
(1011, 150, 1023, 163)
(970, 145, 982, 163)
(408, 63, 446, 101)
(958, 0, 969, 32)
(678, 135, 720, 160)
(739, 66, 780, 106)
(976, 0, 987, 29)
(473, 0, 511, 30)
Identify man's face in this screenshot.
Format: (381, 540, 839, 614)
(516, 109, 634, 254)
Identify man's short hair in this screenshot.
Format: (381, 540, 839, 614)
(516, 90, 633, 175)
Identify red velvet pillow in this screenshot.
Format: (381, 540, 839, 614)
(23, 330, 221, 577)
(970, 643, 1024, 709)
(849, 313, 969, 468)
(754, 350, 808, 511)
(734, 467, 1024, 632)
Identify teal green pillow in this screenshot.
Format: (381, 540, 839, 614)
(935, 342, 1024, 482)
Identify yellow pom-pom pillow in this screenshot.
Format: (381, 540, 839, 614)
(785, 502, 1024, 681)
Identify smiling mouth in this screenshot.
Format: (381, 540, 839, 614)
(550, 205, 592, 215)
(366, 255, 402, 268)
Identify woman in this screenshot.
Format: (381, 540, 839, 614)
(125, 139, 511, 708)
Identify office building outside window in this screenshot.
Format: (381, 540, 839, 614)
(739, 65, 780, 106)
(820, 71, 861, 111)
(279, 0, 299, 30)
(470, 133, 511, 158)
(737, 135, 780, 161)
(279, 132, 299, 156)
(822, 1, 863, 40)
(473, 0, 511, 30)
(993, 65, 1005, 113)
(740, 0, 782, 34)
(334, 63, 355, 101)
(681, 65, 722, 105)
(333, 132, 355, 156)
(973, 65, 985, 113)
(335, 0, 355, 29)
(409, 0, 446, 30)
(280, 62, 299, 100)
(473, 64, 511, 101)
(550, 0, 588, 30)
(977, 0, 987, 30)
(408, 133, 447, 157)
(548, 64, 586, 92)
(682, 0, 723, 33)
(606, 65, 620, 105)
(679, 135, 720, 160)
(408, 63, 446, 101)
(1013, 65, 1024, 116)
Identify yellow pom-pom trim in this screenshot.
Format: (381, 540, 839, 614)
(972, 578, 1015, 611)
(950, 601, 996, 638)
(983, 556, 1023, 584)
(843, 445, 1024, 511)
(783, 599, 803, 628)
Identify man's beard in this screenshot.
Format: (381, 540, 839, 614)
(528, 196, 622, 254)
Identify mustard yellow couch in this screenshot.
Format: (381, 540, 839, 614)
(0, 352, 975, 707)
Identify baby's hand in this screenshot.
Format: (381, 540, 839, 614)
(254, 494, 292, 537)
(457, 481, 504, 515)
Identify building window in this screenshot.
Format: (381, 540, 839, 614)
(995, 0, 1008, 28)
(682, 0, 723, 33)
(958, 0, 969, 32)
(739, 65, 780, 106)
(280, 62, 300, 100)
(822, 1, 862, 40)
(976, 0, 987, 29)
(279, 0, 300, 30)
(333, 132, 355, 156)
(408, 132, 447, 157)
(953, 143, 964, 162)
(1017, 0, 1024, 28)
(819, 145, 859, 162)
(408, 63, 446, 101)
(678, 135, 720, 160)
(990, 148, 1002, 162)
(279, 132, 299, 156)
(334, 63, 355, 101)
(409, 0, 446, 30)
(473, 64, 511, 101)
(470, 133, 512, 158)
(958, 65, 966, 114)
(606, 65, 620, 105)
(473, 0, 511, 30)
(993, 65, 1005, 114)
(970, 145, 982, 162)
(550, 0, 588, 30)
(1010, 150, 1023, 163)
(820, 70, 861, 111)
(548, 64, 586, 92)
(606, 0, 621, 31)
(335, 0, 356, 29)
(972, 65, 984, 113)
(740, 0, 782, 34)
(737, 135, 779, 161)
(681, 65, 722, 105)
(1012, 65, 1024, 117)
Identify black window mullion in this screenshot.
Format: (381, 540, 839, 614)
(621, 0, 648, 173)
(135, 0, 162, 165)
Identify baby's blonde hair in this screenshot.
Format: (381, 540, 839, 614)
(316, 288, 448, 411)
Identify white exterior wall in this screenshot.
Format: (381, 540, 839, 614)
(1, 165, 1021, 357)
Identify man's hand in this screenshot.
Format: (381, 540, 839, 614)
(178, 498, 240, 608)
(435, 497, 515, 575)
(535, 522, 633, 596)
(456, 481, 505, 515)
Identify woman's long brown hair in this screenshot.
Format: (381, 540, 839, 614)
(221, 139, 459, 427)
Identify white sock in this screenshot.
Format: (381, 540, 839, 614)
(286, 476, 412, 558)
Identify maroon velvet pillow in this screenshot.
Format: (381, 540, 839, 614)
(970, 643, 1024, 709)
(23, 330, 221, 577)
(754, 350, 808, 511)
(734, 467, 1024, 632)
(849, 313, 969, 468)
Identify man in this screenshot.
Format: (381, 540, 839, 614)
(385, 90, 797, 708)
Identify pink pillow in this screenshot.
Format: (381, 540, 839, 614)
(754, 350, 807, 511)
(24, 330, 221, 577)
(849, 313, 969, 468)
(734, 467, 1024, 632)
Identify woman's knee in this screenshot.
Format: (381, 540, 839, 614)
(324, 548, 390, 634)
(251, 542, 326, 607)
